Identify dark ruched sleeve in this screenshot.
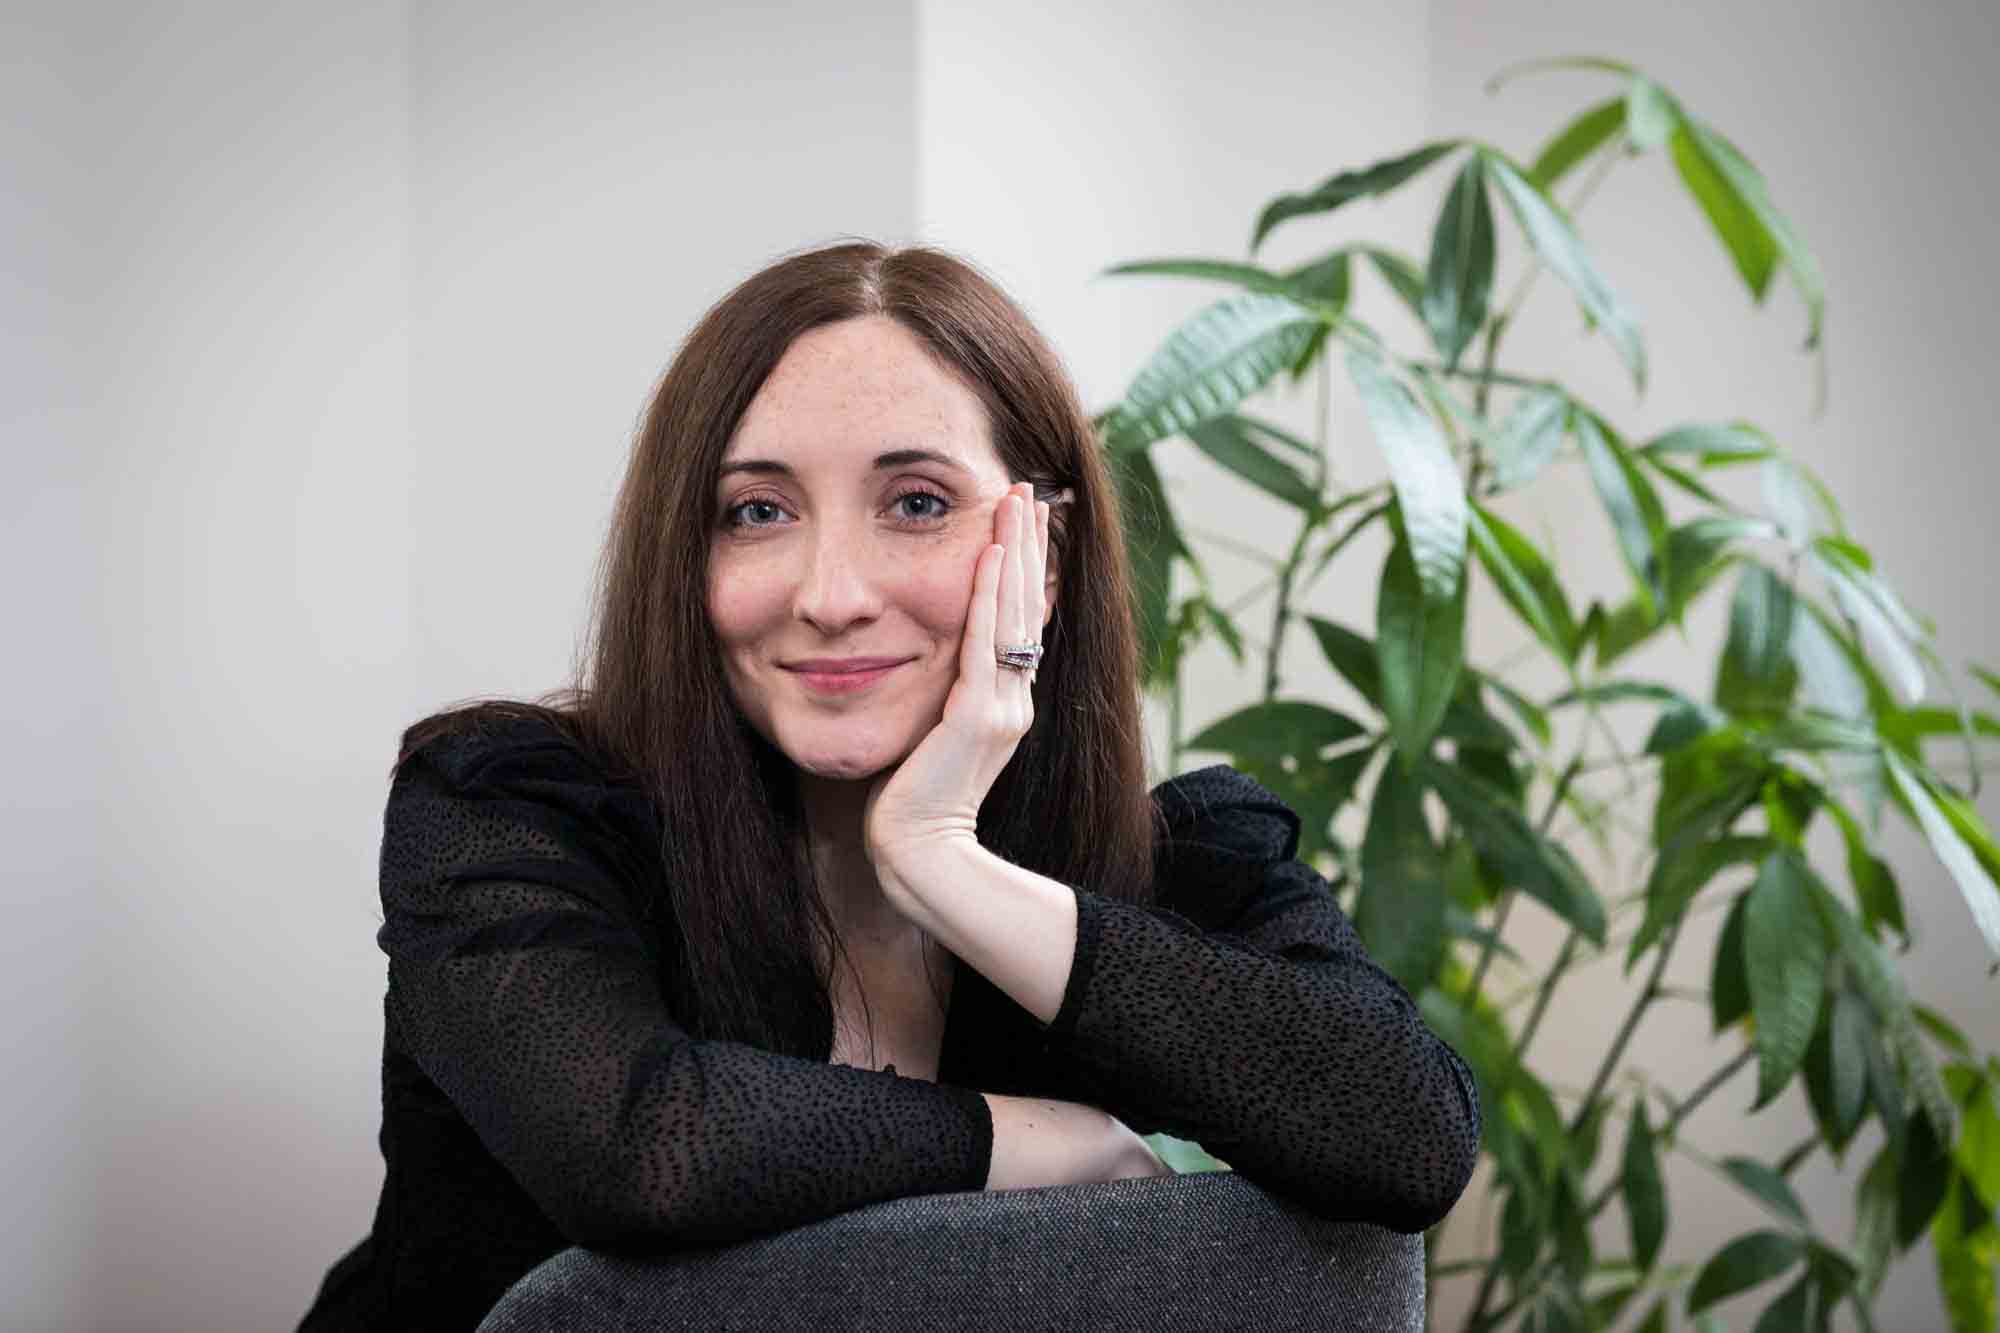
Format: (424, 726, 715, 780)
(1043, 763, 1482, 1234)
(376, 722, 993, 1253)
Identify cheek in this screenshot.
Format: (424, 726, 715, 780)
(905, 543, 983, 631)
(706, 564, 786, 641)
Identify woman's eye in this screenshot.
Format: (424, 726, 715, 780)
(721, 488, 953, 531)
(891, 488, 952, 524)
(723, 498, 786, 528)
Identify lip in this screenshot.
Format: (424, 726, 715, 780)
(784, 657, 913, 694)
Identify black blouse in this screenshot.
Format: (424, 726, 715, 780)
(299, 715, 1480, 1331)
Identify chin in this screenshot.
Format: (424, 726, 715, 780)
(780, 730, 913, 783)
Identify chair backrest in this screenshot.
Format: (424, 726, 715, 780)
(478, 1170, 1426, 1332)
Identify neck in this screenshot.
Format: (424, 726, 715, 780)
(796, 770, 919, 951)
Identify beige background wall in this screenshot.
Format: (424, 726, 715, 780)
(5, 2, 1992, 1328)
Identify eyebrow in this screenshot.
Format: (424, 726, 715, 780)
(717, 448, 976, 481)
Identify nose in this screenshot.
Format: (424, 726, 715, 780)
(790, 517, 885, 635)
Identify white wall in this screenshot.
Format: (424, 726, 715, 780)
(5, 3, 916, 1328)
(7, 2, 1993, 1329)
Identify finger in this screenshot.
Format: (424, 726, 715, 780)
(1033, 499, 1049, 632)
(1006, 488, 1028, 649)
(966, 539, 1002, 690)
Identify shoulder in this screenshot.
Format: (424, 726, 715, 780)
(1150, 762, 1301, 863)
(395, 703, 610, 788)
(1147, 764, 1307, 924)
(383, 703, 663, 893)
(390, 702, 655, 835)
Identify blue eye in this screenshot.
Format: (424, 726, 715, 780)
(720, 486, 955, 531)
(722, 498, 786, 529)
(889, 487, 953, 524)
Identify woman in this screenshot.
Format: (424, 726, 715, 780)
(298, 241, 1481, 1331)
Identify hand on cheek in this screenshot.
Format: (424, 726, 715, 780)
(865, 481, 1051, 884)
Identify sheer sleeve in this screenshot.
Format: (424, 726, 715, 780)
(376, 722, 993, 1253)
(1040, 764, 1481, 1234)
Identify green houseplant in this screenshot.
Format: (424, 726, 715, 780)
(1094, 57, 2000, 1333)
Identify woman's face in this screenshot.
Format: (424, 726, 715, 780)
(708, 314, 1056, 783)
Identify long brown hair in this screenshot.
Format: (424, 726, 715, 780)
(395, 239, 1160, 1058)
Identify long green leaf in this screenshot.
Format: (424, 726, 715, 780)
(1108, 445, 1190, 689)
(1419, 756, 1606, 943)
(1183, 414, 1321, 511)
(1251, 142, 1460, 251)
(1623, 1097, 1667, 1271)
(1468, 501, 1579, 665)
(1482, 149, 1647, 390)
(1628, 834, 1769, 970)
(1624, 77, 1678, 151)
(1422, 154, 1496, 370)
(1102, 293, 1326, 454)
(1884, 749, 2000, 962)
(1345, 348, 1469, 605)
(1359, 759, 1450, 990)
(1716, 562, 1800, 716)
(1280, 250, 1353, 309)
(1486, 54, 1637, 93)
(1669, 122, 1780, 299)
(1713, 890, 1752, 1031)
(1829, 989, 1872, 1140)
(1685, 120, 1826, 352)
(1752, 1274, 1815, 1333)
(1688, 1230, 1806, 1314)
(1854, 1142, 1899, 1299)
(1376, 524, 1467, 765)
(1306, 615, 1384, 706)
(1484, 386, 1569, 492)
(1530, 96, 1625, 190)
(1745, 849, 1829, 1107)
(1357, 246, 1428, 321)
(1100, 257, 1298, 296)
(1575, 412, 1670, 617)
(1643, 421, 1775, 465)
(1932, 1173, 1999, 1333)
(1810, 874, 1958, 1142)
(1812, 540, 1928, 706)
(1805, 986, 1868, 1152)
(1183, 699, 1366, 758)
(1723, 1156, 1809, 1229)
(1897, 1108, 1953, 1247)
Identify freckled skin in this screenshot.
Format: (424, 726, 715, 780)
(707, 315, 1053, 784)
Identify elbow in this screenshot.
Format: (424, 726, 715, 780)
(1329, 1033, 1482, 1235)
(522, 1138, 702, 1253)
(1384, 1043, 1484, 1235)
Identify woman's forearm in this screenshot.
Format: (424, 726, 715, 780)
(881, 839, 1078, 1029)
(981, 1091, 1169, 1190)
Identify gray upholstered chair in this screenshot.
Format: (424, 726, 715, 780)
(475, 1169, 1425, 1332)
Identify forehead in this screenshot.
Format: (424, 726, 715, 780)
(723, 315, 1001, 477)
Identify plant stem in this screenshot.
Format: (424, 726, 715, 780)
(1262, 516, 1315, 702)
(1464, 917, 1684, 1331)
(1222, 573, 1281, 619)
(1179, 522, 1285, 568)
(1583, 1046, 1756, 1221)
(1776, 1133, 1819, 1178)
(1467, 753, 1584, 999)
(1415, 361, 1555, 392)
(1570, 918, 1682, 1135)
(1514, 933, 1577, 1059)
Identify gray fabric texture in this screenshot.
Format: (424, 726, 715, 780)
(475, 1169, 1424, 1332)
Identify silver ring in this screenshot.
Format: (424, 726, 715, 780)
(995, 642, 1043, 673)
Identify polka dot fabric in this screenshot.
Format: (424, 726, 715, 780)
(298, 720, 1480, 1331)
(1048, 765, 1483, 1235)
